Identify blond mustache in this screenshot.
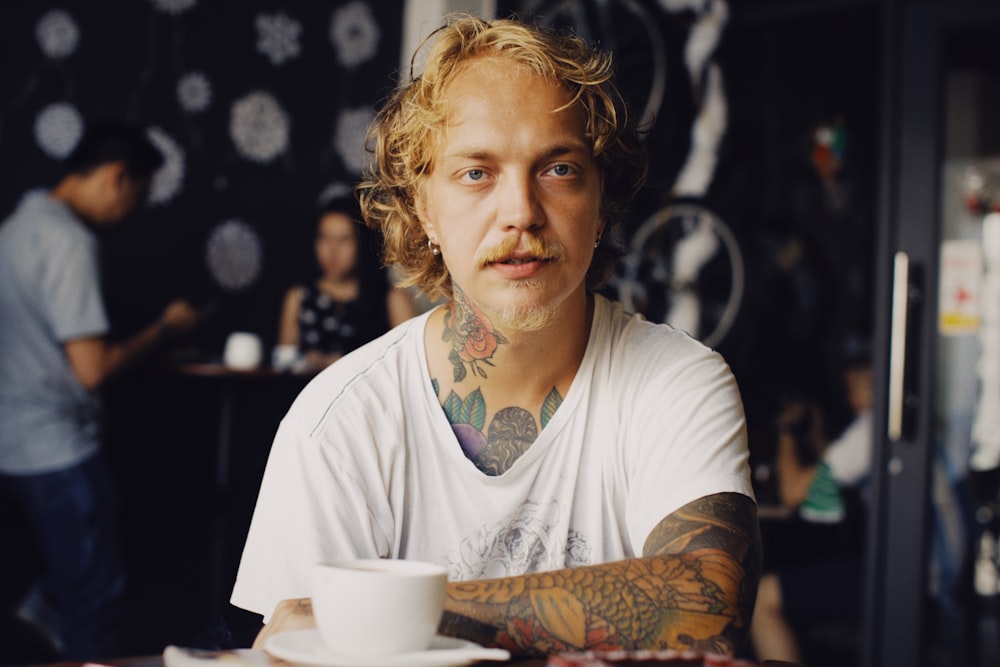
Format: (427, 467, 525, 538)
(477, 234, 564, 267)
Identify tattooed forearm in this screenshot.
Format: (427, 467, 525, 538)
(438, 493, 760, 657)
(643, 492, 762, 641)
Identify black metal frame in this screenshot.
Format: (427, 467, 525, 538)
(863, 2, 1000, 666)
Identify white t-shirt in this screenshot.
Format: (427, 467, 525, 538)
(231, 295, 753, 621)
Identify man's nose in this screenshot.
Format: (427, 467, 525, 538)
(498, 174, 544, 231)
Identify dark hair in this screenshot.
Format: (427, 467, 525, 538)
(314, 190, 389, 289)
(63, 120, 163, 182)
(317, 192, 363, 223)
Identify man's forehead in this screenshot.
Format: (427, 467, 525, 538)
(439, 66, 582, 130)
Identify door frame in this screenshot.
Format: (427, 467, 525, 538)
(863, 2, 1000, 666)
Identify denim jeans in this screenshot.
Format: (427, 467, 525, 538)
(0, 454, 125, 660)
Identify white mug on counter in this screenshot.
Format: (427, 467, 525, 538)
(271, 343, 300, 371)
(223, 332, 263, 370)
(311, 559, 447, 658)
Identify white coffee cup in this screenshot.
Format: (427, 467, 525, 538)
(311, 559, 447, 658)
(271, 344, 300, 371)
(223, 332, 263, 370)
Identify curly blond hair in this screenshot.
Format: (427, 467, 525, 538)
(357, 14, 647, 302)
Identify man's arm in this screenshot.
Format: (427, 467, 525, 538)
(64, 299, 201, 390)
(439, 492, 761, 657)
(775, 429, 818, 509)
(250, 493, 760, 656)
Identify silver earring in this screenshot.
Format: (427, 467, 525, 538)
(594, 235, 602, 249)
(428, 240, 440, 256)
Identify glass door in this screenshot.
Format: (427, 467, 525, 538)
(863, 2, 1000, 666)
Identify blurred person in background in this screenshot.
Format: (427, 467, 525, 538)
(0, 121, 202, 660)
(274, 192, 417, 373)
(750, 340, 873, 663)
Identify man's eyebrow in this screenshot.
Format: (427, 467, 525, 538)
(442, 142, 590, 162)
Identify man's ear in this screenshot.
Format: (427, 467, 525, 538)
(414, 197, 436, 244)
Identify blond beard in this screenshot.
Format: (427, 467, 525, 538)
(488, 285, 560, 341)
(473, 234, 566, 339)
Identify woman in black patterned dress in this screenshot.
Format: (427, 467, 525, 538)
(276, 194, 417, 372)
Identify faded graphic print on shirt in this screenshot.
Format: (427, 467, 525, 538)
(439, 499, 592, 580)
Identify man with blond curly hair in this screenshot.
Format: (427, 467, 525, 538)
(233, 14, 760, 658)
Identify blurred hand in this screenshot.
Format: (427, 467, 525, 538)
(159, 299, 202, 336)
(252, 598, 317, 650)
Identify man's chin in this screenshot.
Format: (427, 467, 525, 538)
(488, 300, 559, 339)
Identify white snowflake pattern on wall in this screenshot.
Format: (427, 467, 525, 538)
(149, 0, 197, 16)
(334, 106, 374, 175)
(330, 1, 380, 68)
(256, 12, 302, 65)
(177, 72, 212, 113)
(36, 9, 79, 59)
(145, 126, 185, 205)
(230, 90, 290, 163)
(205, 219, 264, 291)
(34, 102, 83, 159)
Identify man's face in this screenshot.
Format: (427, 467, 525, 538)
(88, 166, 147, 226)
(416, 58, 603, 331)
(104, 175, 146, 224)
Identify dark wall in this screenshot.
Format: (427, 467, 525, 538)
(0, 0, 404, 354)
(0, 1, 405, 658)
(509, 0, 881, 461)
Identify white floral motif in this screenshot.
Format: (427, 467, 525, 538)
(177, 72, 212, 113)
(329, 1, 380, 68)
(149, 0, 197, 15)
(34, 102, 83, 159)
(230, 91, 290, 163)
(145, 127, 185, 206)
(438, 499, 591, 581)
(36, 9, 79, 59)
(256, 12, 302, 65)
(334, 107, 374, 175)
(205, 219, 264, 291)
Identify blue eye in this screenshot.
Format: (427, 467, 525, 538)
(464, 169, 484, 181)
(551, 164, 571, 176)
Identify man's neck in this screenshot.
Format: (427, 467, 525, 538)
(423, 288, 594, 475)
(50, 176, 95, 225)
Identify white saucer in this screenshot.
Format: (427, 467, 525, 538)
(265, 629, 510, 667)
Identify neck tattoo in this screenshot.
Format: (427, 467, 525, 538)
(431, 379, 563, 476)
(442, 287, 507, 382)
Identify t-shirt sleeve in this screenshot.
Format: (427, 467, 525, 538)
(625, 339, 754, 555)
(39, 232, 108, 342)
(824, 410, 873, 486)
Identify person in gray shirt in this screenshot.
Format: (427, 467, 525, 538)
(0, 121, 200, 659)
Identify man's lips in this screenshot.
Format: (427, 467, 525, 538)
(488, 255, 553, 278)
(492, 256, 551, 265)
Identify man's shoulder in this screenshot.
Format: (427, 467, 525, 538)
(597, 295, 719, 362)
(2, 192, 89, 246)
(286, 315, 427, 426)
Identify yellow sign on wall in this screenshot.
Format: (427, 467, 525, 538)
(939, 238, 983, 335)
